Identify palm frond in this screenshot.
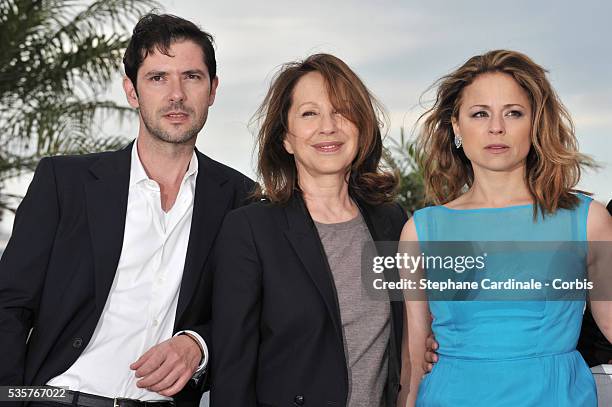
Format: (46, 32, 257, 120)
(0, 0, 161, 213)
(384, 127, 427, 213)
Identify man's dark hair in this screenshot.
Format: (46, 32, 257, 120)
(123, 13, 216, 88)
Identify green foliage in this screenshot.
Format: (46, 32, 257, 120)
(384, 127, 426, 214)
(0, 0, 159, 213)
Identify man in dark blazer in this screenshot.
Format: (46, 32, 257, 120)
(0, 13, 253, 407)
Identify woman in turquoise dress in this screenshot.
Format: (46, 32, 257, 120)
(399, 50, 612, 406)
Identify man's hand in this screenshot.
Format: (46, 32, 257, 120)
(423, 334, 439, 373)
(130, 335, 202, 396)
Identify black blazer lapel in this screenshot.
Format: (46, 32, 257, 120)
(357, 201, 393, 243)
(358, 201, 402, 293)
(359, 201, 406, 399)
(175, 151, 232, 322)
(283, 195, 344, 344)
(85, 144, 131, 314)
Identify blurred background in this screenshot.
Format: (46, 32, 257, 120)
(1, 0, 611, 247)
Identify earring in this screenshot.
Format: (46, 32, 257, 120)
(454, 134, 462, 149)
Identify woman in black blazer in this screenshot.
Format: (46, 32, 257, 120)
(211, 54, 407, 407)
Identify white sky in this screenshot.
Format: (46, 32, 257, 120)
(2, 0, 610, 236)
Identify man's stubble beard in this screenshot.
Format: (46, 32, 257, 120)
(140, 102, 207, 145)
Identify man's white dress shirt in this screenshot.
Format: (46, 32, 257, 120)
(48, 141, 206, 399)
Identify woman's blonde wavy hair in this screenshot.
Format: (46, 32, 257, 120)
(417, 49, 594, 217)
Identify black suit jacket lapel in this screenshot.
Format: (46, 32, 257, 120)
(357, 201, 393, 243)
(283, 195, 405, 400)
(85, 144, 131, 314)
(358, 201, 403, 293)
(175, 151, 232, 323)
(359, 201, 405, 398)
(283, 194, 344, 344)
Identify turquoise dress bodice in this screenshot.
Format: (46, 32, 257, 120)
(412, 194, 597, 406)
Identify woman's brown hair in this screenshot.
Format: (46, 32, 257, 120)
(417, 49, 594, 217)
(253, 53, 397, 205)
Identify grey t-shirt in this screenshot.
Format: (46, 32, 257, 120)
(315, 214, 390, 407)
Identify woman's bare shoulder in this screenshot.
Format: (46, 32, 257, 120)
(587, 199, 612, 241)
